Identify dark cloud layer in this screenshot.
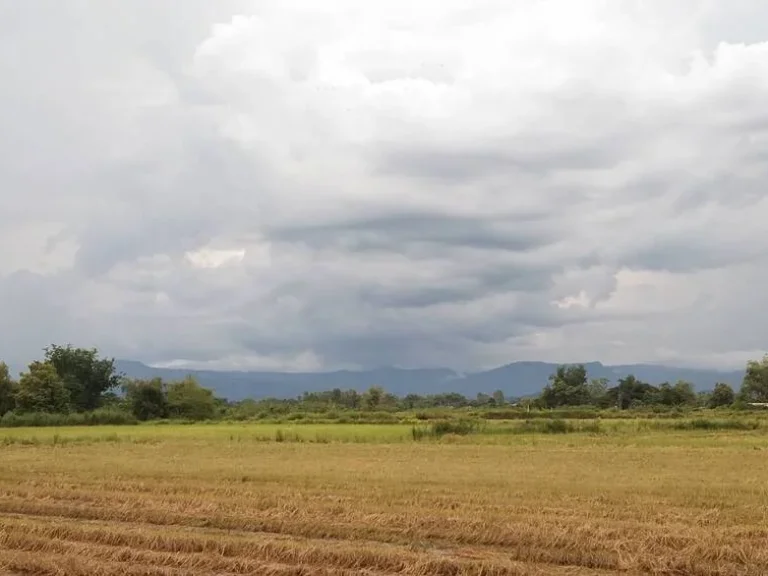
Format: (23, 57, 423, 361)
(269, 212, 558, 254)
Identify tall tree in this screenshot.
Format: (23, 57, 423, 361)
(166, 376, 216, 421)
(0, 362, 16, 416)
(123, 378, 169, 421)
(655, 382, 673, 405)
(587, 378, 609, 405)
(672, 380, 697, 406)
(708, 382, 735, 408)
(540, 364, 589, 408)
(340, 389, 360, 409)
(741, 355, 768, 403)
(44, 344, 122, 411)
(608, 375, 657, 409)
(15, 361, 71, 414)
(363, 386, 384, 410)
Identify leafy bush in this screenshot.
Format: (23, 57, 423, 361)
(412, 418, 482, 440)
(665, 418, 760, 431)
(431, 419, 482, 436)
(0, 412, 69, 427)
(541, 419, 569, 433)
(124, 378, 168, 421)
(413, 410, 456, 421)
(273, 429, 303, 442)
(0, 409, 137, 427)
(166, 377, 216, 421)
(81, 408, 138, 425)
(487, 419, 603, 435)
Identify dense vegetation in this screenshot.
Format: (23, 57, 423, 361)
(1, 344, 768, 426)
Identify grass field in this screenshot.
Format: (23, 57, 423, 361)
(1, 422, 768, 575)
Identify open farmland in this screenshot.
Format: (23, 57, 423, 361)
(1, 423, 768, 575)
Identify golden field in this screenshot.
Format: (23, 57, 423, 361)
(1, 423, 767, 575)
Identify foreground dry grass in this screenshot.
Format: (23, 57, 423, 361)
(1, 426, 767, 575)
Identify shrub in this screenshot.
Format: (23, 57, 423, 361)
(412, 419, 482, 440)
(541, 419, 569, 433)
(666, 418, 760, 431)
(0, 412, 68, 427)
(123, 378, 168, 421)
(273, 429, 302, 443)
(166, 377, 216, 421)
(431, 419, 481, 436)
(0, 409, 136, 428)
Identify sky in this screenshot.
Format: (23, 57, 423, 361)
(2, 0, 768, 373)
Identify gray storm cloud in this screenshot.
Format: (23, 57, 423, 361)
(2, 0, 768, 372)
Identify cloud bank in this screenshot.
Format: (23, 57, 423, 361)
(2, 0, 768, 372)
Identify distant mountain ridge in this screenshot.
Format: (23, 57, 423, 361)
(116, 359, 745, 401)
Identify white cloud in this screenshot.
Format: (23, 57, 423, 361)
(1, 0, 768, 372)
(185, 247, 247, 269)
(152, 349, 325, 372)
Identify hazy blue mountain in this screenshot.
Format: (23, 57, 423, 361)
(116, 359, 745, 401)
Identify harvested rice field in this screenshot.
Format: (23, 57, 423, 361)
(1, 423, 767, 575)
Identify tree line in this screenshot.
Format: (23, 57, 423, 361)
(538, 365, 735, 409)
(2, 345, 768, 423)
(537, 356, 768, 409)
(0, 345, 221, 422)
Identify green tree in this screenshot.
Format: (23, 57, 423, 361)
(540, 364, 589, 408)
(696, 390, 712, 408)
(15, 361, 71, 414)
(607, 375, 657, 409)
(166, 376, 216, 421)
(0, 362, 17, 415)
(123, 378, 168, 421)
(655, 382, 676, 406)
(740, 355, 768, 403)
(708, 382, 735, 408)
(401, 393, 423, 409)
(44, 344, 122, 411)
(381, 392, 399, 408)
(587, 378, 608, 405)
(339, 389, 360, 409)
(520, 397, 535, 412)
(672, 380, 697, 406)
(655, 380, 696, 406)
(492, 390, 506, 406)
(362, 385, 384, 410)
(100, 391, 122, 408)
(431, 392, 468, 408)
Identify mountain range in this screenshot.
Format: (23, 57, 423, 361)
(116, 360, 745, 401)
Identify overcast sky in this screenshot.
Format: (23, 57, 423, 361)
(2, 0, 768, 373)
